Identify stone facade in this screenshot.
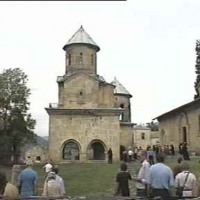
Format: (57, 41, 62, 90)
(154, 98, 200, 152)
(25, 146, 47, 163)
(46, 26, 134, 163)
(120, 123, 134, 149)
(133, 126, 159, 149)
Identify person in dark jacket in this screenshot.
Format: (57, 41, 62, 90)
(114, 163, 132, 197)
(182, 142, 190, 160)
(107, 148, 113, 164)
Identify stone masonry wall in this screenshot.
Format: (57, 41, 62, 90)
(114, 95, 131, 122)
(49, 114, 121, 162)
(120, 125, 134, 149)
(65, 45, 97, 75)
(159, 106, 200, 152)
(58, 75, 115, 109)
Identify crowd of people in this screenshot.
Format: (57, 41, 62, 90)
(116, 142, 191, 166)
(114, 148, 200, 199)
(0, 143, 197, 199)
(119, 144, 177, 164)
(0, 160, 66, 199)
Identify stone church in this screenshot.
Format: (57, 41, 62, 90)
(154, 98, 200, 152)
(46, 26, 134, 163)
(154, 41, 200, 153)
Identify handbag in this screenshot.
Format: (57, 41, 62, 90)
(176, 172, 190, 198)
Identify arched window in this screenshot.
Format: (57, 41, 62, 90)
(66, 54, 71, 66)
(119, 104, 124, 121)
(63, 141, 80, 160)
(141, 132, 145, 140)
(69, 54, 71, 65)
(79, 53, 83, 64)
(91, 54, 93, 65)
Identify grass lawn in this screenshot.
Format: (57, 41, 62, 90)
(1, 155, 200, 198)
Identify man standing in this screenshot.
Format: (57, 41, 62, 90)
(18, 160, 38, 198)
(43, 161, 53, 177)
(128, 149, 133, 162)
(107, 148, 113, 164)
(132, 150, 150, 198)
(147, 147, 155, 165)
(182, 142, 190, 160)
(147, 152, 174, 200)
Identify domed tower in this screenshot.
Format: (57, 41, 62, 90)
(111, 77, 132, 122)
(63, 25, 100, 75)
(46, 26, 123, 163)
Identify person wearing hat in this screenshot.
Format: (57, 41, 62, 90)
(52, 167, 66, 197)
(42, 171, 63, 199)
(17, 160, 38, 198)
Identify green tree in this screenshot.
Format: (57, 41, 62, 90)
(0, 68, 36, 164)
(146, 121, 159, 131)
(194, 40, 200, 99)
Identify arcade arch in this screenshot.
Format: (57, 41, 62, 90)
(87, 140, 106, 160)
(62, 140, 81, 160)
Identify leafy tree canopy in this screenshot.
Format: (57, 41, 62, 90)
(194, 40, 200, 99)
(0, 68, 36, 163)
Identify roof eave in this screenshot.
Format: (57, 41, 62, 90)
(63, 43, 100, 52)
(153, 98, 200, 120)
(114, 93, 132, 98)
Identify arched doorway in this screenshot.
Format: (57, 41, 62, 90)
(120, 145, 126, 161)
(119, 104, 125, 121)
(62, 140, 80, 160)
(88, 140, 106, 160)
(178, 112, 189, 144)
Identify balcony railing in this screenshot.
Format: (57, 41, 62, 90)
(49, 103, 63, 108)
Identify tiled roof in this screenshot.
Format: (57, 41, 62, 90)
(153, 97, 200, 120)
(63, 26, 100, 51)
(111, 77, 132, 97)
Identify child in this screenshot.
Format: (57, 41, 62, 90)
(114, 162, 132, 197)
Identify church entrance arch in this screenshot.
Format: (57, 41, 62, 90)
(62, 140, 80, 160)
(178, 112, 189, 144)
(87, 140, 106, 160)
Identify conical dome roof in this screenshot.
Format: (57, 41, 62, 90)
(111, 77, 132, 97)
(63, 26, 100, 52)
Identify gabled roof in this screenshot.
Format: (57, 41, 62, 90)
(154, 98, 200, 120)
(111, 77, 132, 97)
(57, 73, 113, 86)
(63, 26, 100, 52)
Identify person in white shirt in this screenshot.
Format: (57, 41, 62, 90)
(52, 167, 66, 197)
(128, 149, 133, 162)
(175, 161, 197, 198)
(42, 172, 62, 199)
(43, 161, 53, 178)
(132, 150, 150, 198)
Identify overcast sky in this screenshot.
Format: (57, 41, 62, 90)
(0, 1, 199, 136)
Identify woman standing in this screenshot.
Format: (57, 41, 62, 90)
(0, 171, 19, 199)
